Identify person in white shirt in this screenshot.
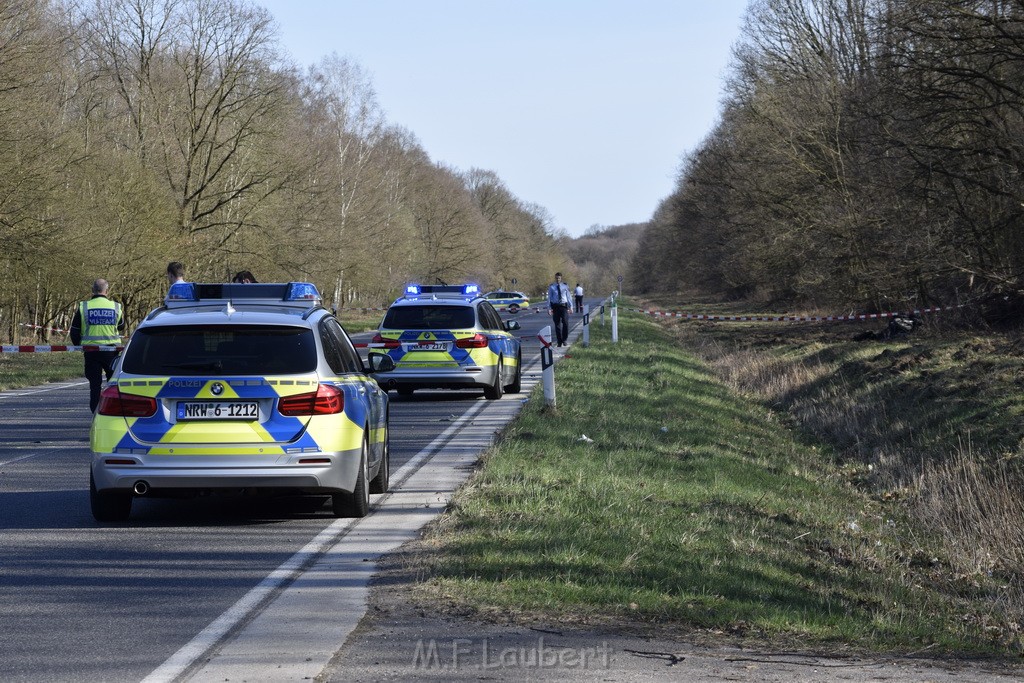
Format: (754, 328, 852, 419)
(166, 261, 186, 285)
(547, 272, 572, 346)
(574, 283, 584, 313)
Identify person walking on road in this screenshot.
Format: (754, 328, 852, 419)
(547, 272, 572, 347)
(574, 282, 584, 313)
(70, 278, 126, 412)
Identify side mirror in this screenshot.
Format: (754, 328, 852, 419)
(504, 320, 521, 331)
(367, 352, 395, 373)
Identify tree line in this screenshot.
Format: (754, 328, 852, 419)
(1, 0, 570, 342)
(632, 0, 1024, 319)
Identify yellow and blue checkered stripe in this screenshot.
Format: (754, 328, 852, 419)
(91, 374, 372, 456)
(378, 329, 509, 368)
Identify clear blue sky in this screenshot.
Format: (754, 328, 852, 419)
(256, 1, 750, 237)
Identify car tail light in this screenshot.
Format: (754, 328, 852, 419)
(278, 384, 344, 416)
(371, 333, 401, 349)
(455, 333, 489, 349)
(97, 385, 157, 417)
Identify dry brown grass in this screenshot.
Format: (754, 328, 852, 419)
(641, 300, 1024, 645)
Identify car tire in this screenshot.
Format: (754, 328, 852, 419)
(369, 421, 390, 494)
(508, 304, 519, 313)
(90, 471, 132, 522)
(484, 357, 504, 400)
(332, 436, 370, 518)
(505, 352, 522, 393)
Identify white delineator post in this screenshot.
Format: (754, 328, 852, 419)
(582, 304, 590, 347)
(611, 293, 619, 343)
(539, 325, 556, 408)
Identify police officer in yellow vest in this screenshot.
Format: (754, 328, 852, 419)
(70, 278, 126, 412)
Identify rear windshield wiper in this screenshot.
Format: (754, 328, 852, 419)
(162, 361, 224, 371)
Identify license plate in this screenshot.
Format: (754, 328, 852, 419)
(408, 342, 448, 351)
(177, 401, 259, 421)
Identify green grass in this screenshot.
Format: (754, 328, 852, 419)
(0, 352, 83, 391)
(410, 302, 1009, 654)
(335, 308, 385, 333)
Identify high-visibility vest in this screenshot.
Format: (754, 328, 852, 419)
(79, 297, 122, 346)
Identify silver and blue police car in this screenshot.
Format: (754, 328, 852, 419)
(89, 282, 393, 521)
(371, 284, 522, 399)
(482, 290, 530, 313)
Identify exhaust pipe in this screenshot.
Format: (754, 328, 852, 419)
(133, 480, 150, 496)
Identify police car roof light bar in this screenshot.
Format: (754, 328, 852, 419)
(164, 282, 322, 306)
(403, 283, 480, 297)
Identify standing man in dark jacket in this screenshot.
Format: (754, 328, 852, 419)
(70, 279, 126, 412)
(547, 272, 572, 347)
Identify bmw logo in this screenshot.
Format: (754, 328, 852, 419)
(211, 382, 224, 396)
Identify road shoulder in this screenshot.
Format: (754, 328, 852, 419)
(320, 542, 1024, 683)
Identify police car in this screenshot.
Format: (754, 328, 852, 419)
(89, 282, 393, 522)
(371, 284, 522, 399)
(482, 290, 530, 313)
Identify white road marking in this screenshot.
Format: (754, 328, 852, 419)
(0, 452, 45, 467)
(0, 380, 88, 399)
(142, 399, 492, 683)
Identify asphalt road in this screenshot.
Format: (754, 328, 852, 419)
(0, 300, 598, 682)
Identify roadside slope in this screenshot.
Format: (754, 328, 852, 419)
(321, 304, 1023, 680)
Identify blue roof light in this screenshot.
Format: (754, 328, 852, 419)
(463, 284, 480, 295)
(405, 284, 422, 296)
(166, 282, 197, 301)
(286, 282, 321, 301)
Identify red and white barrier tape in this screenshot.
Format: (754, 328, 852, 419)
(630, 306, 953, 323)
(2, 345, 123, 353)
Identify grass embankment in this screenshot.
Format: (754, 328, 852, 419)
(410, 301, 1013, 654)
(0, 353, 82, 391)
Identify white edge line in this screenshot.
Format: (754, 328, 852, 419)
(141, 399, 490, 683)
(0, 453, 44, 467)
(0, 380, 89, 399)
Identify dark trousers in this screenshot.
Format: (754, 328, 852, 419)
(84, 350, 118, 412)
(574, 295, 583, 313)
(551, 304, 570, 345)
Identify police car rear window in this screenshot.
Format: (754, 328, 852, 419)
(382, 305, 475, 330)
(121, 325, 317, 375)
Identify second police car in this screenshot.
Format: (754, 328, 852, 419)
(371, 284, 522, 399)
(89, 282, 393, 522)
(482, 290, 530, 313)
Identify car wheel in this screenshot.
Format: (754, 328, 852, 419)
(369, 420, 390, 494)
(505, 352, 522, 393)
(484, 357, 504, 400)
(90, 471, 132, 522)
(332, 436, 370, 518)
(508, 304, 519, 313)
